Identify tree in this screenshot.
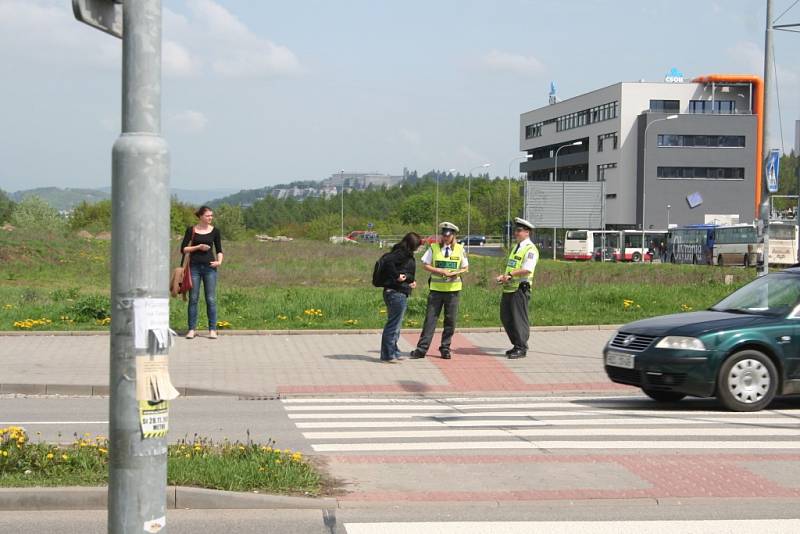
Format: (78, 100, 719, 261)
(213, 203, 246, 241)
(0, 189, 14, 224)
(11, 196, 64, 230)
(69, 200, 112, 231)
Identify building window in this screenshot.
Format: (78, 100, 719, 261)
(598, 132, 618, 152)
(555, 101, 618, 132)
(657, 134, 745, 148)
(657, 166, 745, 179)
(525, 122, 543, 139)
(650, 100, 680, 113)
(597, 162, 617, 181)
(689, 100, 736, 114)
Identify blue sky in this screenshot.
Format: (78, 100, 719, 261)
(0, 0, 798, 192)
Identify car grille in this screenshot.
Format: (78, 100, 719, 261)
(609, 332, 658, 352)
(605, 367, 641, 385)
(645, 372, 687, 387)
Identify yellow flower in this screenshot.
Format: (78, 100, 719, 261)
(291, 452, 303, 462)
(61, 454, 69, 460)
(46, 453, 54, 460)
(98, 448, 108, 454)
(275, 459, 281, 464)
(185, 453, 191, 458)
(1, 451, 8, 457)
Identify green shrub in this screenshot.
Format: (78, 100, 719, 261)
(69, 294, 110, 321)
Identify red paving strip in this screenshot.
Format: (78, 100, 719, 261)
(277, 332, 628, 394)
(334, 454, 800, 501)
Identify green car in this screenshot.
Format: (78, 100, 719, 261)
(603, 269, 800, 411)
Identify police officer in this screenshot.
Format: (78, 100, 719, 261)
(410, 222, 468, 360)
(496, 217, 538, 359)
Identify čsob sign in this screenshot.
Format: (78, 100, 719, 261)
(664, 68, 684, 83)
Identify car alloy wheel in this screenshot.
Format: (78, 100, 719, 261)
(717, 350, 777, 412)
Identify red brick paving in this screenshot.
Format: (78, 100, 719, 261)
(334, 454, 800, 501)
(277, 333, 628, 394)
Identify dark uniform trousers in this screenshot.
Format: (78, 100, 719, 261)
(415, 290, 460, 354)
(500, 283, 531, 352)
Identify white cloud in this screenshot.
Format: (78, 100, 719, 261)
(168, 110, 209, 134)
(169, 0, 304, 79)
(163, 40, 200, 78)
(478, 49, 545, 77)
(0, 0, 119, 71)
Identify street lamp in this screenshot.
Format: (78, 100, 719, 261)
(437, 168, 457, 234)
(340, 169, 344, 244)
(554, 140, 583, 260)
(508, 155, 532, 246)
(466, 163, 491, 253)
(666, 204, 671, 228)
(642, 114, 678, 255)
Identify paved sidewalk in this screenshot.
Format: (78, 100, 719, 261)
(0, 328, 628, 396)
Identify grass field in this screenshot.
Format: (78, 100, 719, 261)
(0, 229, 757, 331)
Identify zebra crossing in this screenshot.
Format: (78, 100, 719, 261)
(282, 396, 800, 453)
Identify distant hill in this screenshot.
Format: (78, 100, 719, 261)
(10, 187, 239, 210)
(10, 188, 110, 211)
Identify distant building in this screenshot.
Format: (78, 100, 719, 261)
(324, 172, 404, 190)
(519, 75, 761, 229)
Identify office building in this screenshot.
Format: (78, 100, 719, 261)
(518, 74, 761, 229)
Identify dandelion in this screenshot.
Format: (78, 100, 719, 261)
(1, 451, 7, 457)
(291, 452, 303, 462)
(61, 454, 69, 461)
(217, 320, 232, 329)
(184, 453, 191, 458)
(277, 314, 288, 321)
(275, 459, 282, 464)
(46, 453, 54, 460)
(98, 448, 108, 454)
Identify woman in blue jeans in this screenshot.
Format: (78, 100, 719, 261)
(180, 206, 224, 339)
(379, 232, 421, 363)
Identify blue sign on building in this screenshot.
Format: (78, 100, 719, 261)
(766, 149, 781, 193)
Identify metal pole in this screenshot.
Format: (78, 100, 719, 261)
(109, 1, 169, 532)
(467, 173, 471, 253)
(435, 174, 439, 235)
(759, 0, 775, 276)
(642, 115, 676, 257)
(340, 170, 344, 244)
(554, 148, 560, 261)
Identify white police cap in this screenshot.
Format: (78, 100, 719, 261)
(514, 217, 535, 231)
(439, 221, 460, 233)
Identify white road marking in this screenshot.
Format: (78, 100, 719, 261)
(282, 395, 640, 403)
(313, 440, 800, 452)
(344, 519, 800, 534)
(294, 416, 796, 429)
(302, 426, 800, 440)
(287, 408, 799, 419)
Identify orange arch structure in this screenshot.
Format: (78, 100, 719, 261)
(691, 75, 764, 218)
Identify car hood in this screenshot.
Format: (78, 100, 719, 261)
(619, 310, 779, 337)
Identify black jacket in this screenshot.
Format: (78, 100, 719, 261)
(382, 248, 416, 295)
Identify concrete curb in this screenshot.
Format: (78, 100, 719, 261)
(0, 384, 238, 397)
(0, 325, 622, 337)
(0, 486, 336, 511)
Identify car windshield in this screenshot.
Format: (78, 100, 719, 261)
(711, 273, 800, 316)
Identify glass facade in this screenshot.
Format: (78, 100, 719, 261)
(657, 167, 745, 179)
(657, 134, 745, 148)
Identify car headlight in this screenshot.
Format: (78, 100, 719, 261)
(655, 336, 706, 351)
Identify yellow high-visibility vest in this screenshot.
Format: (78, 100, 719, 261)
(429, 242, 464, 292)
(503, 243, 537, 293)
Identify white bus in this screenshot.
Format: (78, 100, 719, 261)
(564, 230, 620, 261)
(712, 224, 759, 267)
(619, 230, 668, 262)
(767, 221, 798, 266)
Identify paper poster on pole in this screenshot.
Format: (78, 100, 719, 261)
(133, 298, 170, 350)
(139, 401, 169, 439)
(135, 355, 180, 402)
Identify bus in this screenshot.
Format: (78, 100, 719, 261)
(667, 225, 715, 265)
(768, 221, 799, 266)
(564, 230, 620, 261)
(619, 230, 668, 262)
(712, 224, 759, 267)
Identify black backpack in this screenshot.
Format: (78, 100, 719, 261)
(372, 252, 391, 287)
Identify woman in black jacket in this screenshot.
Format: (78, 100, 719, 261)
(380, 232, 422, 363)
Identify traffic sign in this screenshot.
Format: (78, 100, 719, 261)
(72, 0, 122, 38)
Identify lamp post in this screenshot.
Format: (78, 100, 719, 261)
(467, 163, 491, 253)
(642, 114, 678, 255)
(554, 141, 583, 260)
(507, 155, 532, 246)
(666, 204, 671, 228)
(340, 169, 344, 244)
(437, 168, 457, 234)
